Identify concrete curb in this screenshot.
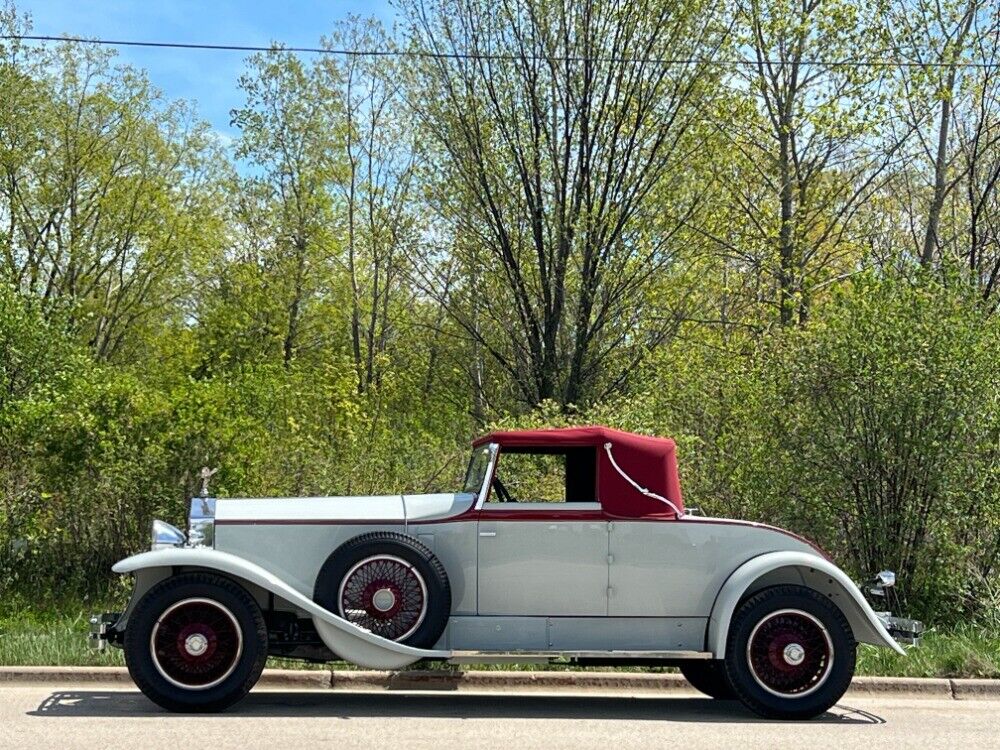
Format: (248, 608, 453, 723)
(0, 666, 134, 684)
(846, 675, 952, 698)
(2, 666, 998, 698)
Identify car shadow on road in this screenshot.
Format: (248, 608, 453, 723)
(29, 690, 885, 725)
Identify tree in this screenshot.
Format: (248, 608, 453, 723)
(723, 0, 901, 325)
(230, 49, 340, 366)
(889, 0, 981, 265)
(403, 0, 728, 409)
(320, 19, 419, 393)
(957, 9, 1000, 301)
(0, 26, 225, 360)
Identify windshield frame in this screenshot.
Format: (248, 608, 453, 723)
(463, 442, 498, 507)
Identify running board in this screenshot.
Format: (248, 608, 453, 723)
(447, 650, 712, 665)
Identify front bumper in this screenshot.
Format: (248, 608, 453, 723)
(876, 613, 924, 646)
(88, 612, 123, 651)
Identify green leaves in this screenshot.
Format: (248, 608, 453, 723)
(740, 273, 999, 620)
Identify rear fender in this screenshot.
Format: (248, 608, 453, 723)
(707, 551, 906, 657)
(112, 548, 450, 669)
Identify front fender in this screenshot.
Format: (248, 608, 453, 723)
(112, 548, 450, 669)
(707, 551, 906, 657)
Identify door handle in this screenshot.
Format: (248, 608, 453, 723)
(479, 531, 497, 537)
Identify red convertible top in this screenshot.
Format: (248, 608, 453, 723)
(473, 426, 684, 519)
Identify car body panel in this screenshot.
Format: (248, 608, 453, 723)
(404, 492, 478, 522)
(112, 548, 448, 669)
(438, 616, 708, 651)
(706, 550, 905, 655)
(408, 521, 478, 614)
(607, 518, 815, 616)
(214, 494, 406, 523)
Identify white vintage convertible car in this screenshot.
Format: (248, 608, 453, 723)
(90, 426, 921, 718)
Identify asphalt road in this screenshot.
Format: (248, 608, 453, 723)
(1, 685, 997, 750)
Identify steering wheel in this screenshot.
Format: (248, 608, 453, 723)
(491, 477, 517, 503)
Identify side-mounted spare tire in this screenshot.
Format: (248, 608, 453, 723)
(314, 531, 451, 650)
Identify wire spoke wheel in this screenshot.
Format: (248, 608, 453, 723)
(338, 554, 428, 641)
(150, 598, 244, 690)
(747, 608, 833, 697)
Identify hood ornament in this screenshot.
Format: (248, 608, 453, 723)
(199, 466, 218, 498)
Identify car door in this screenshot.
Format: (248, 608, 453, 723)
(476, 505, 608, 616)
(607, 520, 712, 616)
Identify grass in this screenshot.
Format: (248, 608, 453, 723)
(1, 603, 998, 678)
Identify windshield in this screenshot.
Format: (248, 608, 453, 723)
(462, 444, 495, 494)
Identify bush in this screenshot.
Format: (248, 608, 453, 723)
(0, 285, 473, 598)
(628, 273, 1000, 622)
(752, 274, 1000, 621)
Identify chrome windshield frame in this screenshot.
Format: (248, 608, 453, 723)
(473, 442, 500, 511)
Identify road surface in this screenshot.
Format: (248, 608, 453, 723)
(0, 684, 996, 749)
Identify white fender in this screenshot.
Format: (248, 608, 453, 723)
(112, 548, 451, 669)
(707, 551, 906, 657)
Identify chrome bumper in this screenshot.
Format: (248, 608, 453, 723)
(87, 612, 122, 651)
(864, 569, 924, 646)
(876, 612, 924, 646)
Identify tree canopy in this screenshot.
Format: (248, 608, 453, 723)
(1, 0, 999, 620)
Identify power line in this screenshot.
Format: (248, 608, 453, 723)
(1, 33, 999, 69)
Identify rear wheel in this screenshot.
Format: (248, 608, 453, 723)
(124, 573, 268, 712)
(679, 660, 735, 699)
(724, 585, 856, 719)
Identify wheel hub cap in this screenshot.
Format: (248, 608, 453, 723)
(783, 642, 805, 666)
(184, 633, 209, 656)
(372, 587, 397, 613)
(149, 598, 244, 691)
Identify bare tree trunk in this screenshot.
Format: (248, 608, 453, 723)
(921, 1, 976, 266)
(778, 129, 796, 325)
(283, 238, 306, 366)
(347, 157, 363, 391)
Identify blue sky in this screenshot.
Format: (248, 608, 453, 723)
(18, 1, 397, 140)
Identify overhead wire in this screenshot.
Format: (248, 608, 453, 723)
(1, 33, 999, 69)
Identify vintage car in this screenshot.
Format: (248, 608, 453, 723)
(89, 426, 921, 718)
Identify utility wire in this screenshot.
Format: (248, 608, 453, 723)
(1, 33, 999, 69)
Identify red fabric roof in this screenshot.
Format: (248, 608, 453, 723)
(473, 426, 683, 519)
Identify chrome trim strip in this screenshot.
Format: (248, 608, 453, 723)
(447, 649, 713, 664)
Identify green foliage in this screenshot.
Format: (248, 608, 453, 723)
(745, 274, 1000, 620)
(1, 1, 999, 636)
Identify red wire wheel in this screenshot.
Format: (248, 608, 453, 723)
(149, 598, 244, 690)
(746, 608, 834, 697)
(337, 555, 428, 641)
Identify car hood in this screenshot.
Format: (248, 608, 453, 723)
(213, 492, 476, 525)
(402, 492, 477, 522)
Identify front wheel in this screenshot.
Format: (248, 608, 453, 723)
(124, 572, 268, 712)
(724, 584, 856, 720)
